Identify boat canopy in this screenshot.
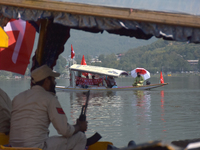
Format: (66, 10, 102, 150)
(1, 0, 200, 43)
(70, 64, 128, 77)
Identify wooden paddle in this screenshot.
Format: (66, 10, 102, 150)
(79, 90, 102, 146)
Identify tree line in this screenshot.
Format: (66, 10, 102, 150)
(82, 39, 200, 74)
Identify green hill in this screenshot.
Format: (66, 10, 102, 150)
(62, 29, 157, 58)
(93, 39, 200, 73)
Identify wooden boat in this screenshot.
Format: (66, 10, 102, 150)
(56, 64, 168, 92)
(56, 83, 168, 92)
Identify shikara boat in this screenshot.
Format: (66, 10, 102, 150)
(56, 83, 168, 92)
(56, 64, 168, 92)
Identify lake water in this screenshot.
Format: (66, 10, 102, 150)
(1, 75, 200, 147)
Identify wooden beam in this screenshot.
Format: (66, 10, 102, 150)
(36, 19, 48, 66)
(1, 0, 200, 28)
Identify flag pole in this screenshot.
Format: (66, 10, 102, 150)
(70, 44, 75, 87)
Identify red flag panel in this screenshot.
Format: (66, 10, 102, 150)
(160, 71, 164, 83)
(0, 19, 36, 75)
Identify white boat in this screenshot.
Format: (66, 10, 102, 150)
(56, 64, 168, 92)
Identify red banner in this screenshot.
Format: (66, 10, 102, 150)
(0, 19, 36, 75)
(76, 76, 103, 85)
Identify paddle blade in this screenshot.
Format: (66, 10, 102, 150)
(86, 132, 102, 146)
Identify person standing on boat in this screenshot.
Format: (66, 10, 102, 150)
(9, 65, 87, 150)
(132, 72, 144, 86)
(0, 88, 12, 138)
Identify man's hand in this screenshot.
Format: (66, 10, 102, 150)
(77, 119, 88, 132)
(73, 119, 88, 134)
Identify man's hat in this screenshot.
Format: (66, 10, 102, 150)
(31, 65, 60, 83)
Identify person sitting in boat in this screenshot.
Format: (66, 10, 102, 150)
(92, 75, 100, 86)
(9, 65, 88, 150)
(76, 76, 82, 87)
(105, 76, 117, 88)
(0, 88, 12, 143)
(132, 72, 144, 86)
(76, 76, 80, 86)
(81, 75, 89, 88)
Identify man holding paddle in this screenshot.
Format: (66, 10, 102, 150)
(9, 65, 88, 150)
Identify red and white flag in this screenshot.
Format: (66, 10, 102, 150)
(81, 55, 88, 76)
(71, 44, 75, 59)
(0, 19, 36, 75)
(160, 71, 164, 83)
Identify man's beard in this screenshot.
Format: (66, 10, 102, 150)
(138, 75, 141, 77)
(49, 80, 56, 94)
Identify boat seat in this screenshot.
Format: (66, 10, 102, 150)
(0, 133, 9, 145)
(88, 141, 113, 150)
(0, 145, 41, 150)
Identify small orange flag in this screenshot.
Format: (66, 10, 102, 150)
(81, 55, 88, 76)
(160, 71, 164, 83)
(81, 55, 87, 65)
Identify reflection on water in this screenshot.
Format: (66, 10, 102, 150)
(1, 76, 200, 147)
(160, 90, 166, 134)
(132, 90, 152, 142)
(37, 75, 200, 147)
(160, 90, 165, 122)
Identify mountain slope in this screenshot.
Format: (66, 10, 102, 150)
(62, 29, 157, 57)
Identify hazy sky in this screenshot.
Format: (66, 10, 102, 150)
(55, 0, 200, 15)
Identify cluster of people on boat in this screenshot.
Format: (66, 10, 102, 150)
(75, 71, 145, 89)
(76, 72, 145, 88)
(75, 73, 117, 89)
(0, 65, 145, 150)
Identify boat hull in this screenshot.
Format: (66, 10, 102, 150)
(56, 83, 168, 92)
